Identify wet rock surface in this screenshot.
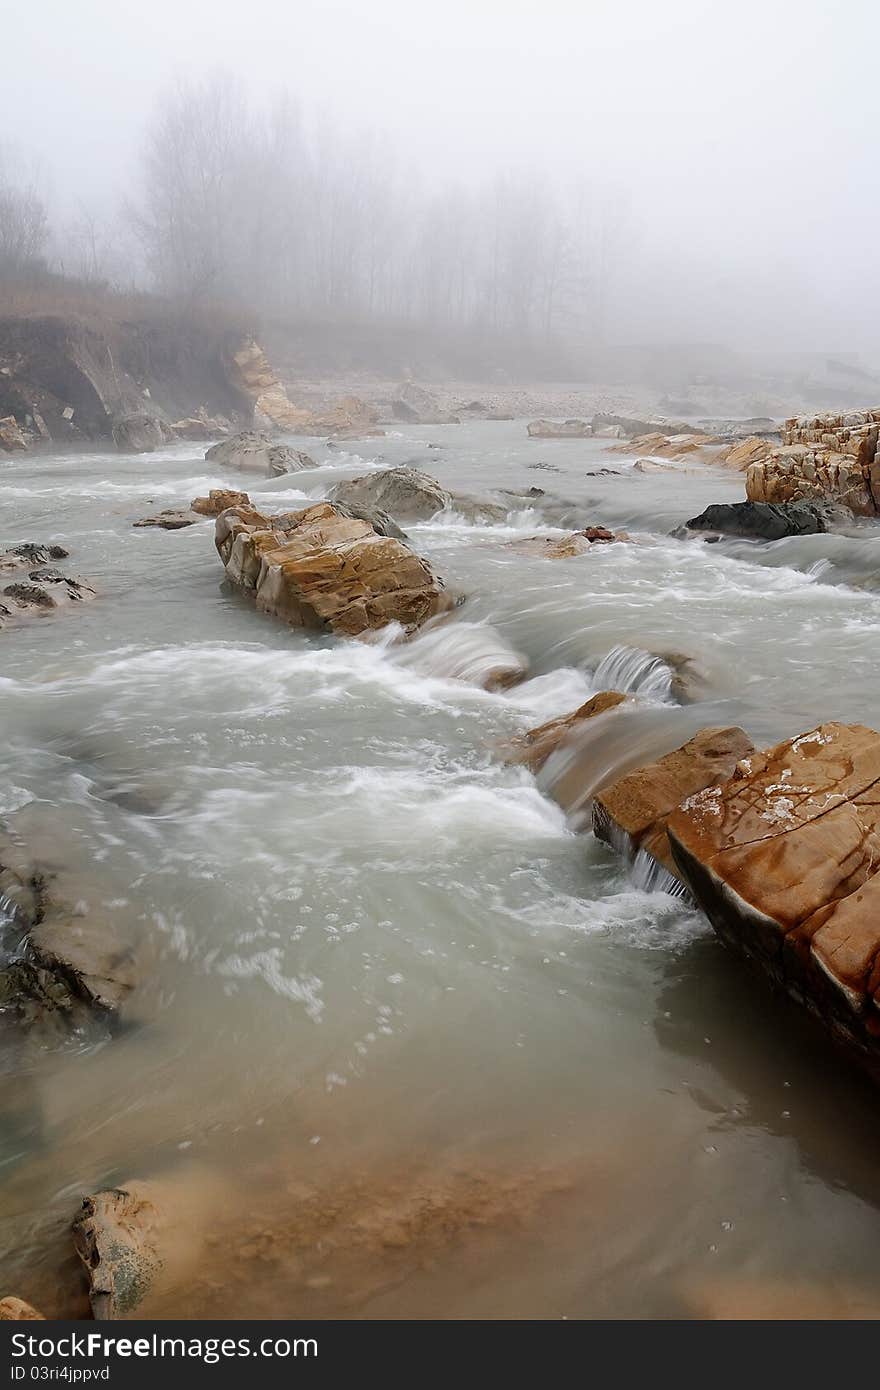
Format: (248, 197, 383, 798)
(0, 809, 141, 1027)
(72, 1185, 165, 1319)
(112, 414, 175, 454)
(506, 691, 627, 772)
(593, 726, 755, 881)
(328, 466, 452, 522)
(215, 500, 453, 636)
(685, 500, 831, 540)
(205, 431, 316, 475)
(0, 545, 96, 631)
(190, 489, 252, 517)
(668, 722, 880, 1073)
(133, 509, 200, 530)
(505, 527, 624, 557)
(527, 418, 592, 438)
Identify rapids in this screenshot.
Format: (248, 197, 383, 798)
(3, 420, 880, 1319)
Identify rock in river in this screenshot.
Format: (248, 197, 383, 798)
(328, 466, 452, 523)
(206, 431, 316, 476)
(133, 509, 200, 530)
(593, 726, 755, 882)
(685, 500, 831, 540)
(112, 413, 175, 454)
(0, 544, 96, 632)
(526, 419, 592, 438)
(667, 722, 880, 1074)
(0, 810, 140, 1026)
(191, 488, 252, 517)
(73, 1185, 164, 1319)
(506, 691, 627, 772)
(215, 500, 453, 636)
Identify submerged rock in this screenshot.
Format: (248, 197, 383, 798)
(667, 721, 880, 1073)
(0, 543, 69, 573)
(133, 509, 200, 530)
(0, 546, 96, 632)
(206, 431, 316, 476)
(505, 527, 624, 558)
(506, 691, 627, 772)
(527, 419, 592, 438)
(593, 726, 755, 881)
(72, 1167, 233, 1319)
(0, 813, 140, 1025)
(744, 409, 880, 515)
(0, 1297, 44, 1320)
(685, 500, 830, 540)
(215, 500, 453, 636)
(328, 466, 452, 523)
(191, 489, 252, 517)
(73, 1185, 164, 1319)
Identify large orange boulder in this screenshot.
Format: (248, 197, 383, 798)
(215, 501, 453, 637)
(667, 722, 880, 1068)
(594, 726, 754, 877)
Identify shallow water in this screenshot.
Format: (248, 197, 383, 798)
(3, 422, 880, 1319)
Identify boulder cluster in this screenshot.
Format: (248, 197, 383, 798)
(746, 409, 880, 516)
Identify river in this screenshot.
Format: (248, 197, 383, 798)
(3, 420, 880, 1319)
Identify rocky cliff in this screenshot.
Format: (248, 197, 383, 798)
(0, 317, 300, 450)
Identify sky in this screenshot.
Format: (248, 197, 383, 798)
(4, 0, 879, 351)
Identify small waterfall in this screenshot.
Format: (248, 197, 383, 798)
(537, 704, 701, 823)
(592, 645, 673, 701)
(630, 847, 692, 900)
(393, 619, 528, 691)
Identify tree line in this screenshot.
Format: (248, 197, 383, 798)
(0, 75, 629, 345)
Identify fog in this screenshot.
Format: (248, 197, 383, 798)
(4, 0, 880, 355)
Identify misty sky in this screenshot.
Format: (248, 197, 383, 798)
(5, 0, 880, 352)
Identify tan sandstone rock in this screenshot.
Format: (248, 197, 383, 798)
(746, 409, 880, 515)
(215, 501, 453, 637)
(717, 435, 773, 471)
(506, 691, 627, 772)
(191, 489, 251, 517)
(505, 527, 625, 558)
(231, 339, 315, 432)
(594, 726, 755, 878)
(667, 722, 880, 1067)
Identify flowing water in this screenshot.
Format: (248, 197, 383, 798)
(3, 422, 880, 1319)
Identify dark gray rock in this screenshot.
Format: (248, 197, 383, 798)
(685, 500, 830, 540)
(133, 510, 200, 530)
